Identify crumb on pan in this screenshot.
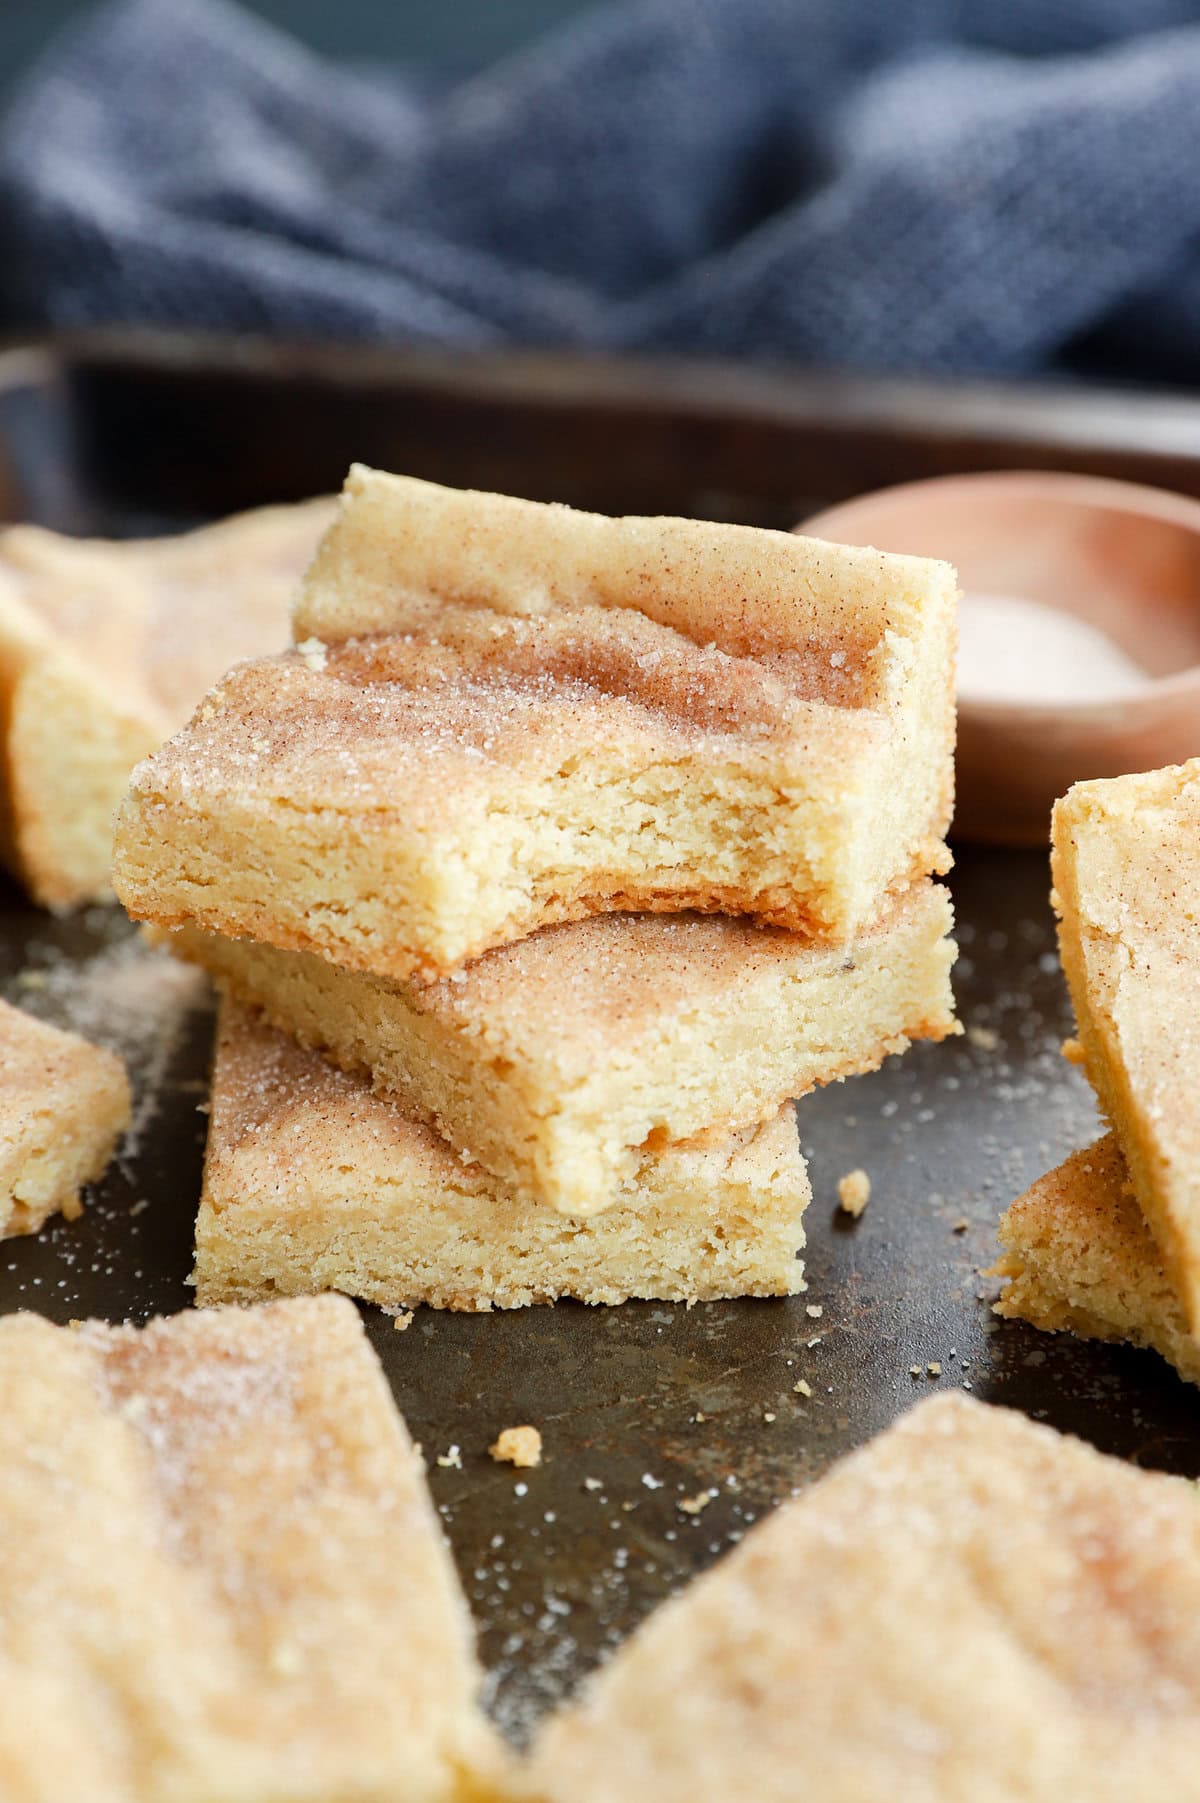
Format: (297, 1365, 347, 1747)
(836, 1168, 871, 1216)
(489, 1425, 542, 1469)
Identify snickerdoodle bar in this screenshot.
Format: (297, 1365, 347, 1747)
(0, 498, 332, 908)
(522, 1394, 1200, 1801)
(113, 467, 956, 976)
(995, 1133, 1200, 1388)
(0, 1296, 502, 1800)
(193, 1001, 810, 1310)
(168, 882, 957, 1218)
(0, 996, 130, 1238)
(1053, 758, 1200, 1330)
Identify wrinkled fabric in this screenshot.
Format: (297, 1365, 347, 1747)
(2, 0, 1200, 377)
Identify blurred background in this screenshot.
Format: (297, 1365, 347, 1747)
(3, 0, 1200, 383)
(0, 0, 584, 92)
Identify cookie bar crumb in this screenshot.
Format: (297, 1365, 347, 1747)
(836, 1169, 871, 1217)
(489, 1425, 542, 1469)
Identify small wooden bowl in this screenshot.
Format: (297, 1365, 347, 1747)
(801, 471, 1200, 845)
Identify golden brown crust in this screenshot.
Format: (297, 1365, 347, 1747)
(298, 465, 958, 656)
(1052, 759, 1200, 1333)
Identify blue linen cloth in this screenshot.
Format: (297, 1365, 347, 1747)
(2, 0, 1200, 378)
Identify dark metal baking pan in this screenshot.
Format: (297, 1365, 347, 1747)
(1, 336, 1197, 1742)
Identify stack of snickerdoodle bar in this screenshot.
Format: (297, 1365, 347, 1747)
(113, 467, 960, 1313)
(997, 758, 1200, 1386)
